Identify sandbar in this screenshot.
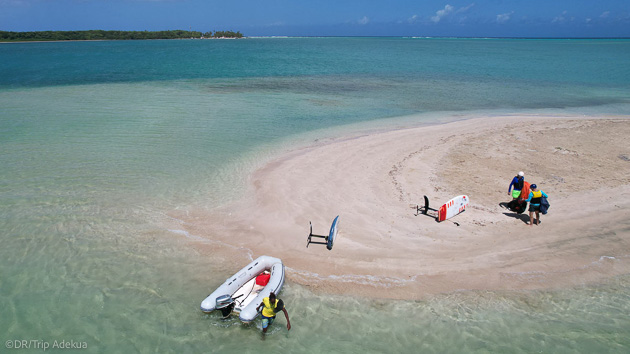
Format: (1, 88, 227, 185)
(175, 115, 630, 300)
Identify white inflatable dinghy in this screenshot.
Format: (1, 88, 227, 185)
(200, 255, 284, 323)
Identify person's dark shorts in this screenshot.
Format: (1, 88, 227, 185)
(529, 204, 540, 212)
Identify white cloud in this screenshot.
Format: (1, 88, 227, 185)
(457, 3, 475, 14)
(431, 5, 454, 23)
(496, 11, 514, 24)
(358, 16, 370, 25)
(407, 14, 419, 24)
(552, 10, 568, 23)
(600, 11, 610, 19)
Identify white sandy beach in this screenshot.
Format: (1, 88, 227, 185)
(175, 115, 630, 300)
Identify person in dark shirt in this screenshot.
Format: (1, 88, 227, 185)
(508, 171, 525, 200)
(256, 292, 291, 334)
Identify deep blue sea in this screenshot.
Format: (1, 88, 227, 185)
(1, 38, 629, 353)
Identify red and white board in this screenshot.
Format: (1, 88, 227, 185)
(437, 195, 469, 222)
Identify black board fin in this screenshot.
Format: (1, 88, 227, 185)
(416, 195, 437, 216)
(306, 221, 328, 248)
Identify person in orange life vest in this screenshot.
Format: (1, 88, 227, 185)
(524, 184, 548, 227)
(256, 292, 291, 333)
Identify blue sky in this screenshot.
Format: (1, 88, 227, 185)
(1, 0, 629, 37)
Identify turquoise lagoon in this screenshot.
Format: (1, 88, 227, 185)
(1, 38, 630, 352)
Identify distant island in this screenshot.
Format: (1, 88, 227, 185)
(0, 30, 244, 42)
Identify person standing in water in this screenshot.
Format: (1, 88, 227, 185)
(256, 292, 291, 334)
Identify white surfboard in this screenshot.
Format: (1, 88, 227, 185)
(437, 195, 469, 222)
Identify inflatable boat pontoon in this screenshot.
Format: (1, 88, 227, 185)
(200, 255, 284, 323)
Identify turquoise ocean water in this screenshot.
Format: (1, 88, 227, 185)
(1, 38, 629, 353)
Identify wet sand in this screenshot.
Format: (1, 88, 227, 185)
(175, 115, 630, 299)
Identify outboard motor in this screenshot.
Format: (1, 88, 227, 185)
(216, 294, 236, 319)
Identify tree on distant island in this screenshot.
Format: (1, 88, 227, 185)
(0, 30, 244, 42)
(205, 30, 243, 38)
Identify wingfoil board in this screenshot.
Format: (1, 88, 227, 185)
(327, 215, 339, 250)
(437, 195, 469, 222)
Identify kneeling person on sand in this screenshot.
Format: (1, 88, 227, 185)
(256, 292, 291, 334)
(524, 184, 548, 226)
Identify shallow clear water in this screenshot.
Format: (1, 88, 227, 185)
(1, 38, 629, 352)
